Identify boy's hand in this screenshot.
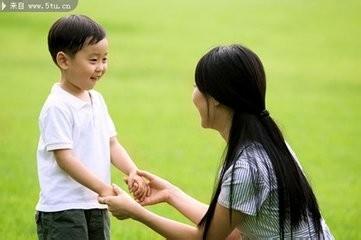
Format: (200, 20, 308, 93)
(126, 171, 150, 202)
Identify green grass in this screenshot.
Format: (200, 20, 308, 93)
(0, 0, 360, 239)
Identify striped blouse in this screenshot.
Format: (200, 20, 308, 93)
(217, 143, 334, 239)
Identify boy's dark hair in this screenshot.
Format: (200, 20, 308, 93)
(48, 15, 106, 65)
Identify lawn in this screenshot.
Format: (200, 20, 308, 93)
(0, 0, 360, 239)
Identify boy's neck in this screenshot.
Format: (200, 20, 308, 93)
(59, 78, 90, 101)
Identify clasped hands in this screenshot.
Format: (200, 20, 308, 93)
(98, 170, 174, 220)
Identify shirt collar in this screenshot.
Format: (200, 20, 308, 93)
(51, 83, 92, 109)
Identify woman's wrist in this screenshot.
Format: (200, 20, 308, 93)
(166, 185, 183, 205)
(130, 201, 149, 221)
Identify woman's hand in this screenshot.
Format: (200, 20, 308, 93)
(98, 184, 141, 220)
(135, 170, 178, 206)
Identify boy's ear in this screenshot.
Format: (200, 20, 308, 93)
(56, 51, 70, 70)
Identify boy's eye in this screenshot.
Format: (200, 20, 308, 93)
(90, 59, 98, 62)
(102, 58, 108, 62)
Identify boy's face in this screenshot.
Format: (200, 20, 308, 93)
(64, 38, 108, 91)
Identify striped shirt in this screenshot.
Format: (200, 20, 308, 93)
(218, 143, 334, 239)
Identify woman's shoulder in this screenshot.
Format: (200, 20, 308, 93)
(232, 142, 275, 183)
(235, 142, 269, 166)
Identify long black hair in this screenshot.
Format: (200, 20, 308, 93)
(196, 45, 322, 239)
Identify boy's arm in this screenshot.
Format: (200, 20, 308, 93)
(109, 136, 149, 199)
(109, 136, 138, 175)
(54, 149, 114, 196)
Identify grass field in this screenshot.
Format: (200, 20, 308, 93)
(0, 0, 360, 239)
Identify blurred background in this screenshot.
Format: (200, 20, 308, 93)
(0, 0, 360, 239)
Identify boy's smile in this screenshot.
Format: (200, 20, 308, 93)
(60, 38, 109, 96)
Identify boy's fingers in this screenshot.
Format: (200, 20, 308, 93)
(127, 176, 135, 188)
(133, 187, 143, 197)
(134, 186, 147, 200)
(131, 182, 139, 192)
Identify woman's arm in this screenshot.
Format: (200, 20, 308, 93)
(99, 184, 242, 240)
(134, 171, 242, 239)
(136, 203, 241, 240)
(137, 170, 208, 224)
(167, 185, 209, 224)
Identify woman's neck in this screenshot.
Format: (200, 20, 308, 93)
(215, 107, 233, 142)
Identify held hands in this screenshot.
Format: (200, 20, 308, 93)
(98, 184, 140, 220)
(126, 170, 151, 202)
(99, 170, 178, 220)
(132, 170, 176, 206)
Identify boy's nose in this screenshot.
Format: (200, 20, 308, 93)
(96, 63, 106, 72)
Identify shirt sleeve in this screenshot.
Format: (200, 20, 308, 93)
(218, 147, 271, 216)
(40, 105, 73, 151)
(96, 91, 117, 138)
(106, 112, 117, 138)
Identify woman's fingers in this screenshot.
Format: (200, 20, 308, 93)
(98, 196, 112, 204)
(98, 197, 106, 204)
(146, 185, 151, 197)
(112, 184, 124, 196)
(139, 196, 152, 206)
(140, 194, 161, 206)
(136, 170, 155, 181)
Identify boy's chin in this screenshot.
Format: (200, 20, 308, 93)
(86, 83, 97, 90)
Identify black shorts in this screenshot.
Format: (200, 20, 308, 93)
(35, 209, 110, 240)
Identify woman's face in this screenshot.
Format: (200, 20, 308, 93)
(192, 87, 211, 128)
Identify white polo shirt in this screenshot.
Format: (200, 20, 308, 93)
(36, 83, 117, 212)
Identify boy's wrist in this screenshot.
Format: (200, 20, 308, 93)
(128, 168, 138, 176)
(98, 185, 115, 197)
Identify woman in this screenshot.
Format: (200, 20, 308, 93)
(99, 44, 334, 239)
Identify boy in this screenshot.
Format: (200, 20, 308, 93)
(35, 15, 148, 240)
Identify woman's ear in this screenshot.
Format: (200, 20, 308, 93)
(210, 97, 220, 107)
(56, 51, 70, 70)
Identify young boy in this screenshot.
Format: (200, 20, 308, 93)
(35, 15, 148, 240)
